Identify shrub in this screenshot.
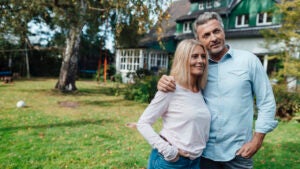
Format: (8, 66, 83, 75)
(107, 64, 116, 77)
(273, 85, 300, 121)
(135, 68, 154, 78)
(112, 73, 122, 83)
(124, 75, 158, 103)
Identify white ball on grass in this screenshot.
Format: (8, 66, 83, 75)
(16, 100, 26, 108)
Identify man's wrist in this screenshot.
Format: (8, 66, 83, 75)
(253, 132, 265, 147)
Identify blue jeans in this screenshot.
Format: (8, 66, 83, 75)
(200, 156, 253, 169)
(147, 149, 200, 169)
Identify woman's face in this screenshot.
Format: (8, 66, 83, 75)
(190, 45, 207, 77)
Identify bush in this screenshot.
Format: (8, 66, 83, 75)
(273, 85, 300, 120)
(135, 68, 154, 78)
(114, 73, 122, 83)
(124, 76, 158, 103)
(107, 64, 116, 77)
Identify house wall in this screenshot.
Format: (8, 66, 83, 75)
(176, 22, 184, 34)
(227, 37, 269, 54)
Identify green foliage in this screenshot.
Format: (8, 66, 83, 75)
(135, 68, 154, 78)
(117, 18, 144, 48)
(124, 75, 158, 103)
(113, 73, 122, 83)
(107, 64, 116, 77)
(262, 0, 300, 84)
(0, 0, 172, 48)
(29, 52, 62, 77)
(273, 84, 300, 120)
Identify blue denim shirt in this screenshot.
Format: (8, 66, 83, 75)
(202, 46, 278, 161)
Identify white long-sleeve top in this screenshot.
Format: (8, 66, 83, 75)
(137, 84, 211, 161)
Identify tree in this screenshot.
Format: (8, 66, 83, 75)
(262, 0, 300, 91)
(0, 0, 171, 92)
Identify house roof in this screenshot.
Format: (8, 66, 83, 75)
(176, 9, 227, 22)
(139, 0, 191, 47)
(139, 0, 282, 48)
(225, 24, 282, 38)
(176, 0, 242, 22)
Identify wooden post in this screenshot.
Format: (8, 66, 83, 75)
(97, 51, 102, 82)
(103, 53, 107, 83)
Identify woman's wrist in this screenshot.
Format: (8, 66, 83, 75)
(169, 152, 179, 162)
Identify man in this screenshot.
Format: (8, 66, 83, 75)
(157, 12, 278, 169)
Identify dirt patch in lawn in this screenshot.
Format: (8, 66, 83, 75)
(58, 101, 79, 108)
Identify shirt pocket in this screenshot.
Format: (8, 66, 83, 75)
(224, 70, 251, 92)
(227, 70, 250, 81)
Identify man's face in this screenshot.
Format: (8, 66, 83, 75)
(196, 19, 227, 61)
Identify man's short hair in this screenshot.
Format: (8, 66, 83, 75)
(193, 12, 224, 39)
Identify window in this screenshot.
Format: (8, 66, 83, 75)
(120, 57, 126, 70)
(134, 50, 139, 56)
(256, 12, 272, 26)
(127, 57, 132, 70)
(206, 0, 212, 9)
(143, 52, 148, 69)
(150, 53, 156, 67)
(162, 54, 168, 68)
(214, 0, 221, 7)
(235, 15, 249, 27)
(183, 22, 191, 33)
(199, 2, 204, 10)
(157, 54, 162, 67)
(136, 57, 140, 70)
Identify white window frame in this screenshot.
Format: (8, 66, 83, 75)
(235, 15, 249, 28)
(206, 0, 212, 9)
(162, 54, 168, 68)
(214, 0, 221, 7)
(119, 49, 142, 71)
(256, 12, 272, 26)
(199, 2, 204, 10)
(143, 52, 149, 69)
(183, 22, 191, 33)
(150, 53, 156, 67)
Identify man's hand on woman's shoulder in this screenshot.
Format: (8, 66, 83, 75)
(157, 75, 176, 92)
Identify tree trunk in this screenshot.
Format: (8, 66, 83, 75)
(55, 26, 81, 91)
(55, 0, 88, 92)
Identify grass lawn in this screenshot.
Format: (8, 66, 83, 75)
(0, 78, 299, 169)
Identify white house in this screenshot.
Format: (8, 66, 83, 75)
(115, 48, 169, 83)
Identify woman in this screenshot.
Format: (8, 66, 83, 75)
(137, 39, 211, 169)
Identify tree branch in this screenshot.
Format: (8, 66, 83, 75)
(54, 0, 73, 8)
(88, 6, 106, 12)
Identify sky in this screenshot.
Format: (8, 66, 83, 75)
(28, 21, 114, 52)
(28, 21, 58, 46)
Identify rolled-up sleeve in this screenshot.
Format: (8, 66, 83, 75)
(251, 56, 278, 133)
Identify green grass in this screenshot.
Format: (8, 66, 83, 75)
(0, 78, 299, 169)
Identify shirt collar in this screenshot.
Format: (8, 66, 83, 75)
(208, 45, 233, 64)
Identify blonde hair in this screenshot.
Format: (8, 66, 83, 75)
(170, 39, 208, 90)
